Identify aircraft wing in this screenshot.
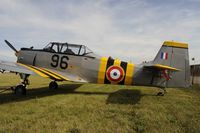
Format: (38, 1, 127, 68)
(0, 60, 87, 82)
(0, 61, 35, 74)
(144, 63, 180, 71)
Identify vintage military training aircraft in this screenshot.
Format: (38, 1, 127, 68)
(0, 40, 190, 96)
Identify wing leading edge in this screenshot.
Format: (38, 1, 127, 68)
(0, 61, 34, 74)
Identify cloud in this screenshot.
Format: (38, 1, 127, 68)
(0, 50, 16, 61)
(0, 0, 200, 64)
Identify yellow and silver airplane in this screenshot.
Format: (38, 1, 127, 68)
(0, 40, 190, 96)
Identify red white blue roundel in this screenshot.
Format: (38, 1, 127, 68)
(106, 66, 125, 83)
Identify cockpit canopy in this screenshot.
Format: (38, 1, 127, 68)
(43, 42, 93, 56)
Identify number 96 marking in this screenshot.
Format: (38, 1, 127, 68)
(51, 55, 69, 69)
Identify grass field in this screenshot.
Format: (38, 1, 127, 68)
(0, 74, 200, 133)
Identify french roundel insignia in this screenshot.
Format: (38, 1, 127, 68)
(106, 66, 125, 83)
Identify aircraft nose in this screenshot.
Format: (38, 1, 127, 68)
(15, 52, 19, 57)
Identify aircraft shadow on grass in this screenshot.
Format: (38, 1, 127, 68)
(0, 84, 156, 105)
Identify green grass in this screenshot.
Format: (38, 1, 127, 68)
(0, 73, 200, 133)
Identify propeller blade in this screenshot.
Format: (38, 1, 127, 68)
(4, 40, 18, 53)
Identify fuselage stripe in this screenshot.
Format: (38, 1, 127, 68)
(104, 58, 114, 84)
(30, 66, 63, 81)
(124, 63, 134, 85)
(97, 57, 108, 84)
(43, 68, 69, 81)
(17, 63, 49, 78)
(113, 59, 121, 66)
(98, 57, 134, 85)
(119, 61, 128, 85)
(28, 65, 60, 80)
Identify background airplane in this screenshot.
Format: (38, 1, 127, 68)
(0, 40, 190, 96)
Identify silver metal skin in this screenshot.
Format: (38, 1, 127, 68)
(0, 40, 190, 95)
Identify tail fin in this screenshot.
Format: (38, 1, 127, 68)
(153, 41, 190, 88)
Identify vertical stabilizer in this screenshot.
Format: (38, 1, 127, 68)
(153, 41, 190, 88)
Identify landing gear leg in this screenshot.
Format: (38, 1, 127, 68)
(49, 81, 58, 90)
(157, 70, 171, 96)
(14, 74, 30, 96)
(157, 78, 167, 96)
(157, 87, 166, 96)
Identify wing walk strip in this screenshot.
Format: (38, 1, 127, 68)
(18, 63, 68, 81)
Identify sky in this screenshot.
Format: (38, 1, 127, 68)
(0, 0, 200, 64)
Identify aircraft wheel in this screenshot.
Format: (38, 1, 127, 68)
(49, 81, 58, 90)
(157, 92, 164, 96)
(15, 85, 26, 96)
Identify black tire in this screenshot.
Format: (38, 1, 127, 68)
(49, 81, 58, 90)
(157, 92, 164, 96)
(15, 85, 26, 96)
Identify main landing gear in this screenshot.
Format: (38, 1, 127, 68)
(13, 80, 58, 96)
(49, 81, 58, 90)
(12, 73, 59, 96)
(15, 84, 26, 95)
(14, 74, 30, 96)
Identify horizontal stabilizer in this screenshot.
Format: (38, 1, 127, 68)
(144, 64, 180, 71)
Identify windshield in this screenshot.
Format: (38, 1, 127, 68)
(61, 44, 81, 55)
(43, 42, 93, 56)
(43, 43, 61, 53)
